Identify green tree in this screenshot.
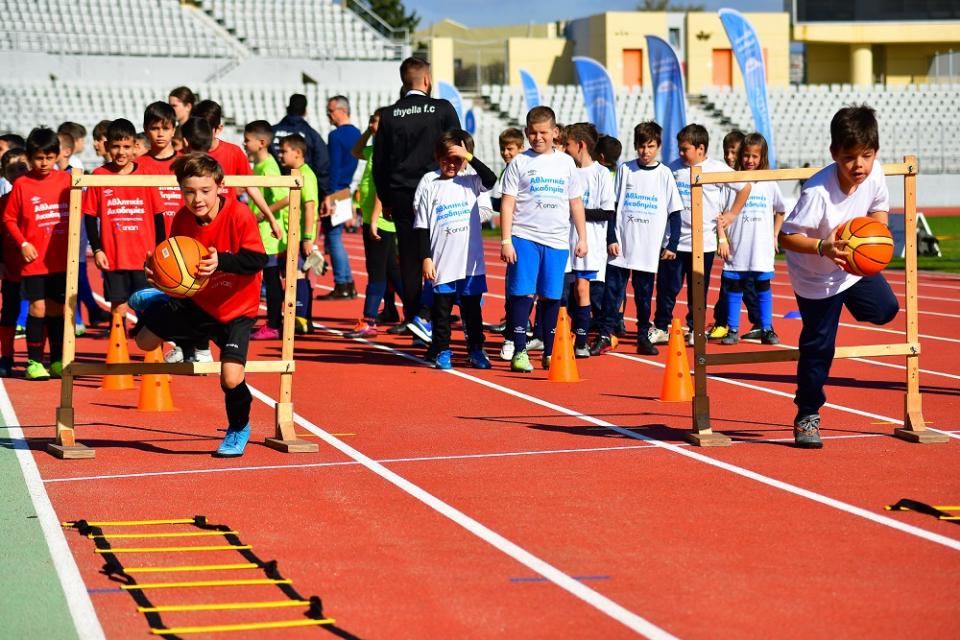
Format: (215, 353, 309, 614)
(368, 0, 420, 33)
(636, 0, 705, 10)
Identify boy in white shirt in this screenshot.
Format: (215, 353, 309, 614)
(652, 124, 751, 345)
(778, 105, 898, 448)
(500, 107, 587, 372)
(415, 130, 498, 370)
(593, 121, 684, 357)
(562, 123, 615, 358)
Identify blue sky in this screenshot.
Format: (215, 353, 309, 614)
(410, 0, 785, 29)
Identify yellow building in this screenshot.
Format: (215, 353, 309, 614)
(795, 22, 960, 86)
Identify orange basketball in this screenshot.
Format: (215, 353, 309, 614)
(835, 217, 894, 277)
(151, 236, 210, 298)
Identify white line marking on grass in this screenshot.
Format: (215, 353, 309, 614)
(305, 322, 960, 552)
(0, 383, 106, 640)
(244, 382, 678, 639)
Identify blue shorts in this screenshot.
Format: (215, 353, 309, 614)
(722, 270, 774, 281)
(507, 236, 568, 300)
(570, 269, 599, 281)
(434, 274, 487, 296)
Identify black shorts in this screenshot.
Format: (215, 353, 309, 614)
(139, 298, 255, 364)
(103, 269, 149, 303)
(20, 273, 66, 303)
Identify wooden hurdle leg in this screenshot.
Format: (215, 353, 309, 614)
(263, 170, 318, 454)
(49, 175, 94, 459)
(686, 169, 731, 447)
(893, 157, 947, 444)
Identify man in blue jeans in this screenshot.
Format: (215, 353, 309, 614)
(317, 95, 361, 300)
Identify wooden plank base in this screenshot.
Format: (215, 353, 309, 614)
(47, 443, 96, 459)
(893, 428, 950, 444)
(685, 432, 733, 447)
(263, 438, 319, 453)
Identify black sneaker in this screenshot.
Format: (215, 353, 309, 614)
(761, 329, 780, 345)
(720, 330, 740, 345)
(489, 321, 507, 335)
(614, 319, 626, 338)
(386, 323, 408, 335)
(589, 334, 615, 356)
(793, 414, 823, 449)
(376, 309, 400, 324)
(741, 324, 763, 341)
(636, 338, 659, 356)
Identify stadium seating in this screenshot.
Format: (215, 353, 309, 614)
(199, 0, 400, 60)
(0, 0, 235, 58)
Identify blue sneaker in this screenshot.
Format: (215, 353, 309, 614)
(215, 424, 251, 457)
(468, 347, 491, 369)
(406, 316, 433, 343)
(128, 288, 170, 313)
(435, 349, 453, 370)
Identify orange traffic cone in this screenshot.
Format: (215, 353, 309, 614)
(100, 308, 134, 390)
(138, 347, 176, 412)
(548, 307, 580, 383)
(659, 318, 693, 402)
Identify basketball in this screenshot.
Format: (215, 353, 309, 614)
(150, 236, 210, 298)
(834, 217, 894, 277)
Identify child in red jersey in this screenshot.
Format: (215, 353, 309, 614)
(1, 128, 71, 380)
(130, 154, 268, 457)
(139, 102, 181, 235)
(0, 149, 28, 376)
(191, 100, 281, 238)
(82, 119, 166, 319)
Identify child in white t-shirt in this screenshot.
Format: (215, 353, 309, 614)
(593, 121, 684, 357)
(654, 124, 751, 345)
(500, 106, 586, 372)
(415, 130, 498, 371)
(778, 105, 898, 449)
(562, 123, 615, 358)
(717, 132, 786, 346)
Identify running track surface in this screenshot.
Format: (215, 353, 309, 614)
(5, 236, 960, 639)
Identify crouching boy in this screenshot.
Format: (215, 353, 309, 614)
(130, 153, 267, 457)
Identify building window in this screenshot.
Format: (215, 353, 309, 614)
(669, 28, 681, 50)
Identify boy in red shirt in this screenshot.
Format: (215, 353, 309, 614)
(83, 119, 166, 319)
(0, 149, 28, 376)
(1, 128, 71, 380)
(138, 102, 181, 235)
(130, 154, 268, 457)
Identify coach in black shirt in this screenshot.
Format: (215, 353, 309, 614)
(373, 57, 459, 326)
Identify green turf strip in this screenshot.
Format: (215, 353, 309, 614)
(0, 417, 79, 640)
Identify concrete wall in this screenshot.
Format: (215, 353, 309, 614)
(426, 38, 455, 87)
(805, 44, 852, 85)
(0, 51, 223, 84)
(222, 58, 400, 88)
(505, 38, 574, 87)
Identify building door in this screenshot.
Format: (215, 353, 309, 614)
(623, 49, 643, 86)
(713, 49, 732, 86)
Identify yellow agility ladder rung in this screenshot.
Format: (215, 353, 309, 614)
(123, 563, 258, 574)
(89, 531, 238, 540)
(150, 618, 335, 635)
(96, 545, 251, 554)
(139, 599, 311, 613)
(123, 578, 291, 591)
(940, 516, 960, 521)
(884, 505, 960, 512)
(63, 518, 196, 527)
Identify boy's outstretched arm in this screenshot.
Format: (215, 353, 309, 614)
(500, 195, 517, 264)
(778, 226, 850, 268)
(570, 197, 587, 257)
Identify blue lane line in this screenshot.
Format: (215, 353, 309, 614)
(86, 587, 124, 594)
(510, 575, 610, 583)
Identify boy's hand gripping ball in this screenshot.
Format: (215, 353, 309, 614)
(150, 236, 210, 298)
(835, 216, 894, 276)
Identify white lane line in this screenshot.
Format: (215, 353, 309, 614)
(306, 320, 960, 552)
(0, 383, 106, 640)
(42, 433, 892, 485)
(244, 382, 677, 639)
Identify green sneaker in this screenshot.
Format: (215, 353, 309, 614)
(510, 349, 534, 373)
(25, 360, 51, 381)
(49, 361, 63, 378)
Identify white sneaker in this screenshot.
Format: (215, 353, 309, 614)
(647, 327, 669, 344)
(194, 349, 214, 363)
(499, 340, 515, 361)
(526, 338, 545, 352)
(686, 332, 695, 346)
(164, 345, 183, 363)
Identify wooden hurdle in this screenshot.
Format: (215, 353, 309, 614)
(50, 170, 320, 459)
(686, 155, 948, 447)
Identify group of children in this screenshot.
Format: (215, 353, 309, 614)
(0, 82, 897, 450)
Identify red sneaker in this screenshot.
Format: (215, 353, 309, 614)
(345, 319, 377, 339)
